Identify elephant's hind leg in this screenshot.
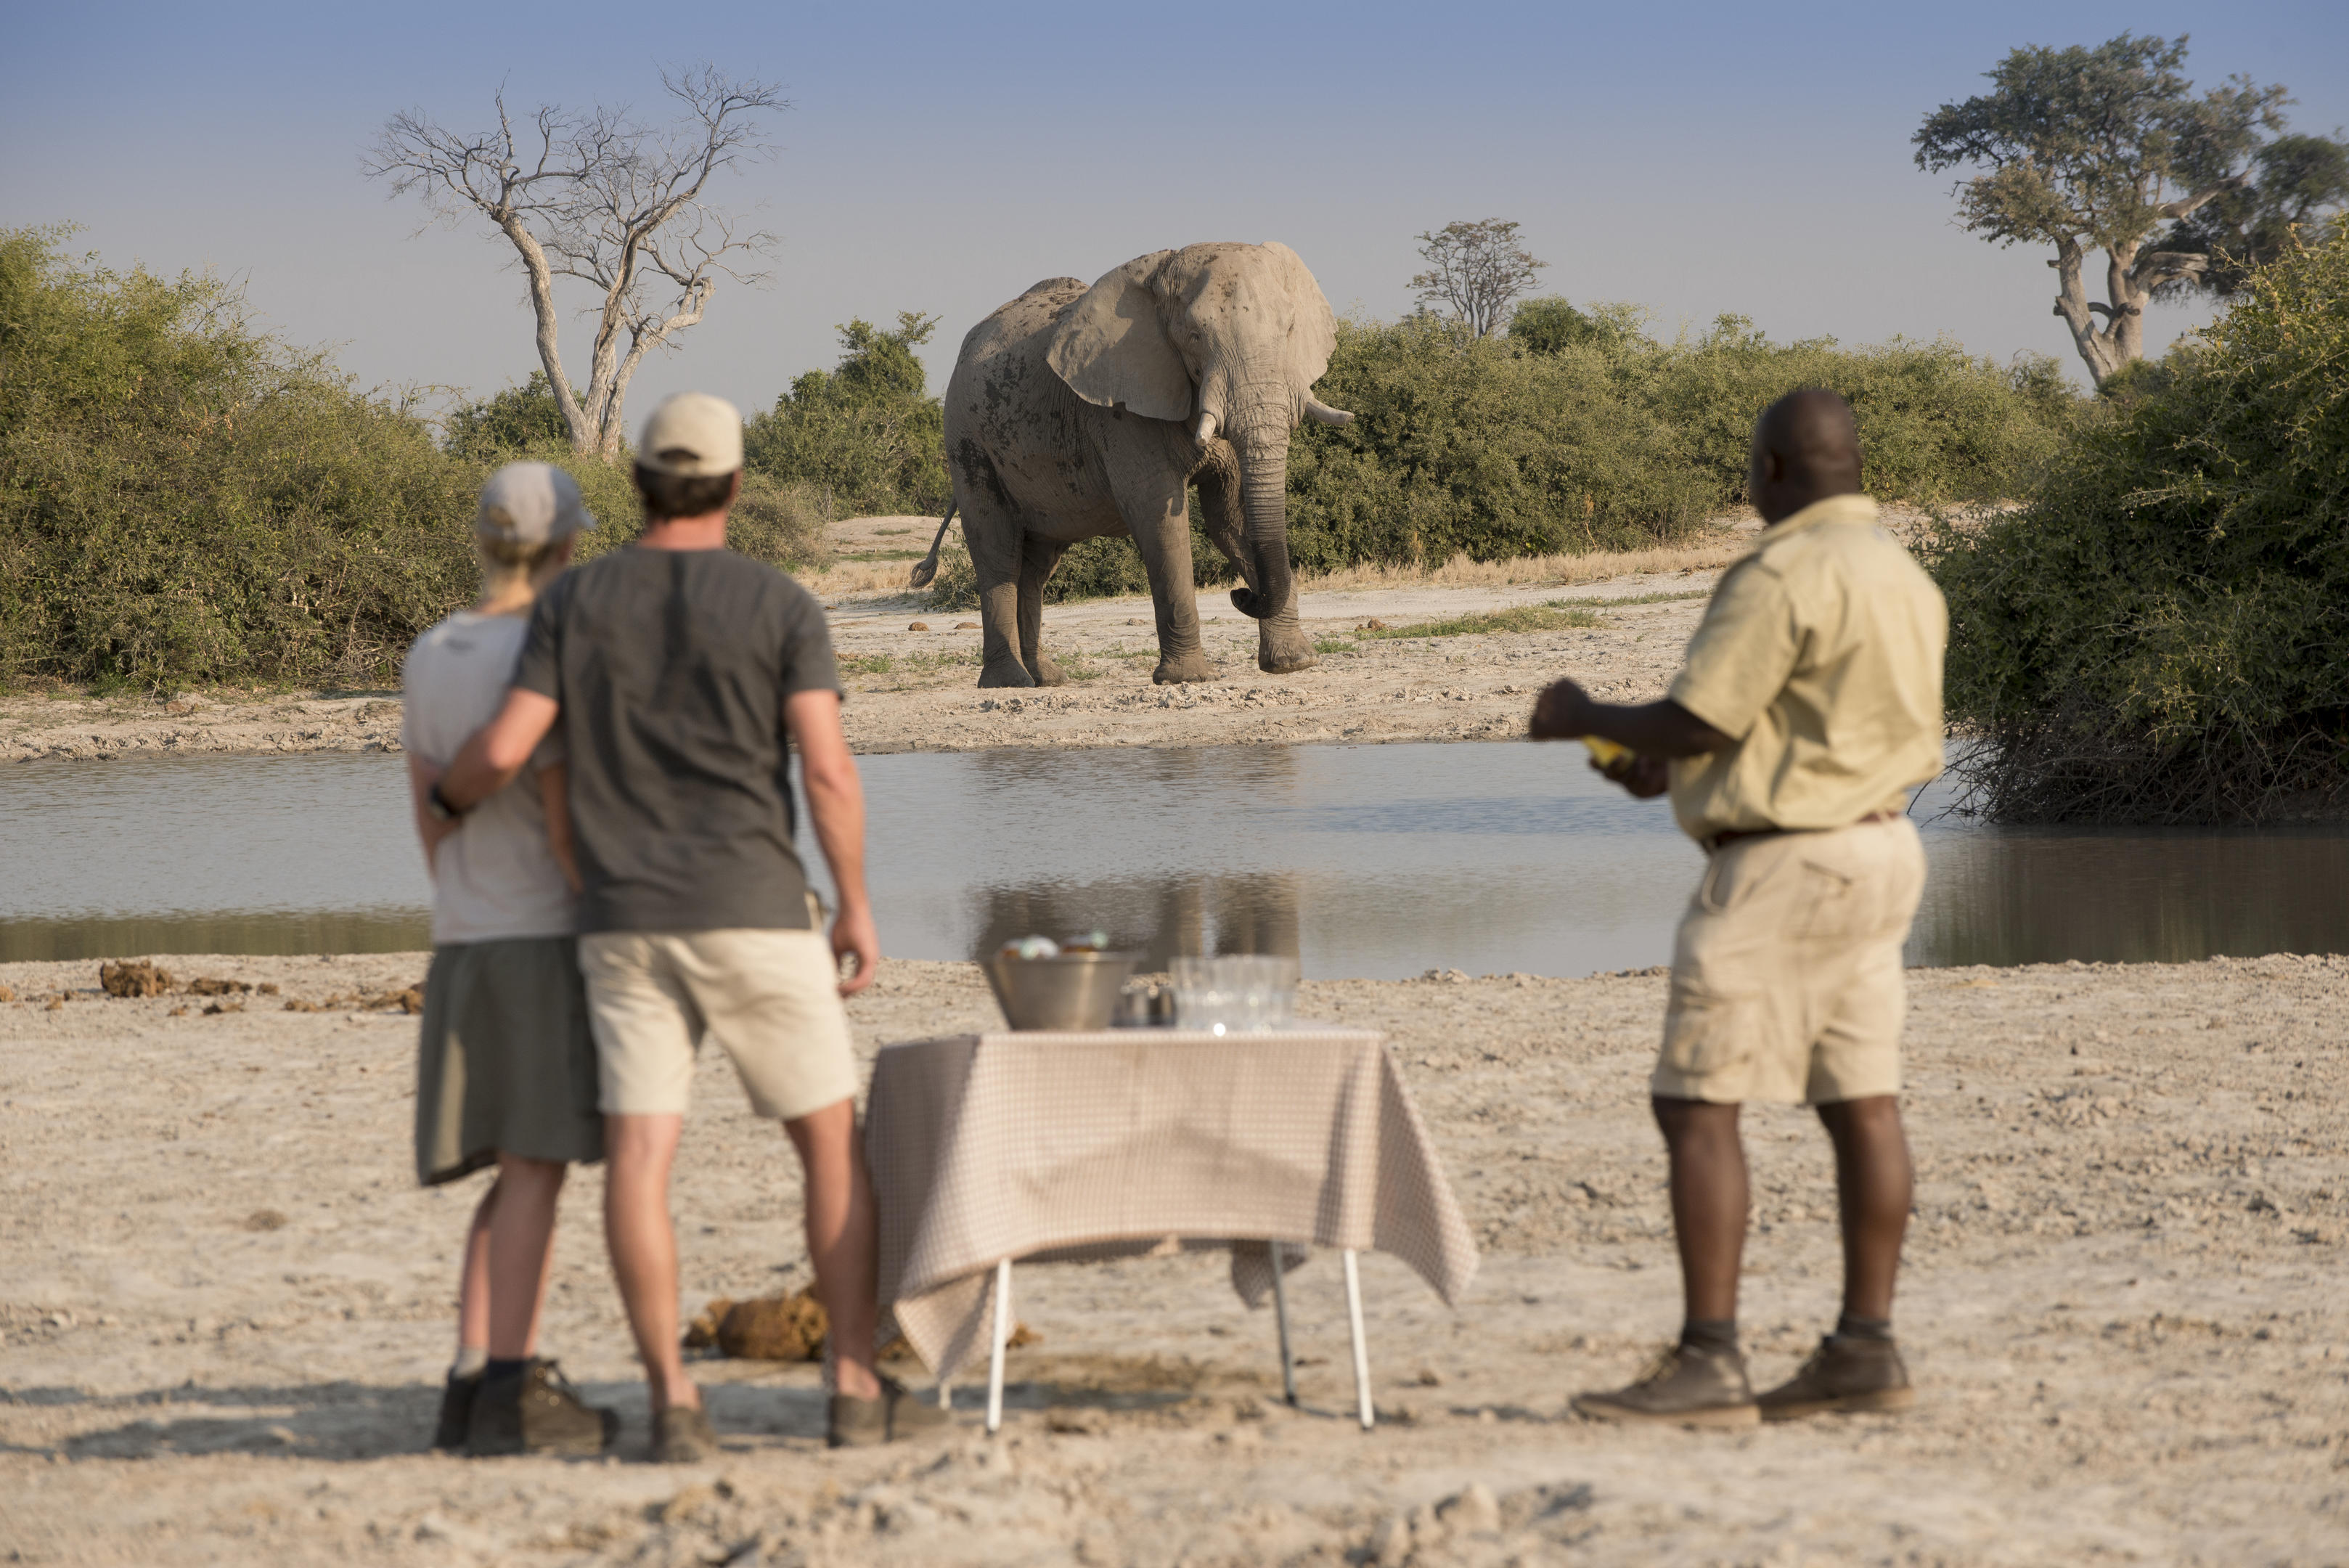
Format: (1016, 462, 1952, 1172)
(963, 489, 1035, 689)
(1018, 534, 1069, 686)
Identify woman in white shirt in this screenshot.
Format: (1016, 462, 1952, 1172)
(403, 463, 610, 1457)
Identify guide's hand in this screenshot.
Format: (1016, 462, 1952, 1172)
(832, 902, 881, 997)
(1600, 752, 1672, 799)
(1528, 677, 1594, 741)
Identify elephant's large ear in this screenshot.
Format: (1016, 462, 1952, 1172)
(1262, 242, 1339, 384)
(1047, 251, 1193, 422)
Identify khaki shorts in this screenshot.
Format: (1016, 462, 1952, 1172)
(579, 928, 859, 1120)
(1654, 816, 1927, 1106)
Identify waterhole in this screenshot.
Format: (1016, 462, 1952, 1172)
(2, 744, 2342, 974)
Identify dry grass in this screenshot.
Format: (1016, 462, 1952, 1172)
(1294, 531, 1752, 594)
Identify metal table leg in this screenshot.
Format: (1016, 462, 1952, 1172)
(1269, 1240, 1298, 1407)
(986, 1258, 1013, 1435)
(1342, 1249, 1374, 1431)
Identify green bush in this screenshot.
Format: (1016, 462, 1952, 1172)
(743, 312, 951, 516)
(1280, 309, 2077, 574)
(0, 226, 826, 692)
(1928, 231, 2349, 822)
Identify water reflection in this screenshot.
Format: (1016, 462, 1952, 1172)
(4, 743, 2345, 976)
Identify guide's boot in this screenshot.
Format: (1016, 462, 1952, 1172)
(465, 1359, 617, 1457)
(828, 1374, 956, 1447)
(1570, 1344, 1758, 1429)
(1755, 1334, 1914, 1421)
(431, 1371, 479, 1452)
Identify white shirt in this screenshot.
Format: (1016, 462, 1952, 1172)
(400, 611, 576, 945)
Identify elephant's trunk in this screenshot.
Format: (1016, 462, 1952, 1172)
(1228, 428, 1294, 622)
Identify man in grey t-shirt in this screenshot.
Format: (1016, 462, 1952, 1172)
(436, 393, 944, 1455)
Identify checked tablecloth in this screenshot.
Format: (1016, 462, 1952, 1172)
(864, 1028, 1480, 1385)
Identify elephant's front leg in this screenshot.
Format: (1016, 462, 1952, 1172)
(1254, 579, 1317, 675)
(1123, 491, 1216, 685)
(1016, 534, 1068, 686)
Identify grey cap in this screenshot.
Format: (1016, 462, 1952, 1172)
(477, 462, 597, 546)
(637, 391, 745, 477)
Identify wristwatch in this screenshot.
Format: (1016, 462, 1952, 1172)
(426, 782, 467, 822)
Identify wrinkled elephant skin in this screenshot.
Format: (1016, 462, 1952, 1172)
(933, 242, 1352, 688)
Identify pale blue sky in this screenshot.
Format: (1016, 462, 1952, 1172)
(6, 2, 2343, 423)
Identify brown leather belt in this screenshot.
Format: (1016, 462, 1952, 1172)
(1704, 809, 1900, 855)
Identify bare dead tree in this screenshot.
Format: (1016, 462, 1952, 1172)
(365, 67, 783, 457)
(1409, 219, 1548, 338)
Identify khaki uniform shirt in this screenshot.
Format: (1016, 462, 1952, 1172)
(1666, 494, 1947, 843)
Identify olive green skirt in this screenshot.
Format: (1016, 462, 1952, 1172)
(414, 936, 605, 1185)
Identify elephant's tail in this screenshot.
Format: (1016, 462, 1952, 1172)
(907, 502, 957, 591)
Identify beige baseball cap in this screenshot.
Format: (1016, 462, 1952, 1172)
(476, 462, 597, 545)
(637, 391, 745, 477)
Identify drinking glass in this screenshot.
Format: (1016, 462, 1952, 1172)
(1172, 954, 1299, 1034)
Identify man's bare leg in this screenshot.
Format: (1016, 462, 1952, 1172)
(785, 1099, 881, 1401)
(486, 1155, 566, 1359)
(1816, 1095, 1911, 1320)
(1654, 1095, 1748, 1325)
(604, 1113, 700, 1414)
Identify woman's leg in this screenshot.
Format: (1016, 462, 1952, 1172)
(486, 1156, 568, 1359)
(456, 1177, 499, 1365)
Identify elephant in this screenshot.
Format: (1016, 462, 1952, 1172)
(913, 241, 1355, 687)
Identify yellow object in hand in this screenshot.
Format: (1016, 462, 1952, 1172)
(1582, 736, 1630, 767)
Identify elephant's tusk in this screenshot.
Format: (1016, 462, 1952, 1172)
(1302, 397, 1355, 427)
(1190, 409, 1219, 444)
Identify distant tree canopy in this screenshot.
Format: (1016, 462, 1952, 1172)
(743, 310, 949, 516)
(1913, 33, 2290, 383)
(2157, 132, 2349, 298)
(1410, 219, 1548, 338)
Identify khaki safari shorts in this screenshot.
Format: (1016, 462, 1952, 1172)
(579, 928, 858, 1120)
(1655, 815, 1927, 1106)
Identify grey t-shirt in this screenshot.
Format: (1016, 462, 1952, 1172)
(512, 547, 841, 934)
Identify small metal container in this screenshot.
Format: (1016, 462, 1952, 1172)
(982, 951, 1141, 1032)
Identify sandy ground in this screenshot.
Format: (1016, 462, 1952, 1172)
(0, 515, 1776, 764)
(4, 951, 2345, 1565)
(0, 576, 1710, 764)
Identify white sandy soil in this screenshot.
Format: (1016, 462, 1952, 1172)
(4, 952, 2345, 1566)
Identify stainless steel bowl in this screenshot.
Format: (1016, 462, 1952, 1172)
(983, 951, 1140, 1031)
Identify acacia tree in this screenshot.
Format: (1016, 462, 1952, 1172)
(1410, 219, 1547, 338)
(2156, 132, 2349, 298)
(1913, 34, 2286, 383)
(365, 68, 782, 457)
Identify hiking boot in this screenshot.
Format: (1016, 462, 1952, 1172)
(1756, 1334, 1915, 1421)
(465, 1360, 618, 1457)
(432, 1371, 479, 1452)
(653, 1402, 718, 1463)
(828, 1374, 956, 1448)
(1570, 1344, 1758, 1429)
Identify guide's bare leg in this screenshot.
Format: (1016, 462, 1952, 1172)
(486, 1155, 565, 1358)
(1572, 1095, 1758, 1423)
(604, 1112, 699, 1413)
(1817, 1095, 1911, 1319)
(785, 1098, 882, 1401)
(1656, 1096, 1748, 1321)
